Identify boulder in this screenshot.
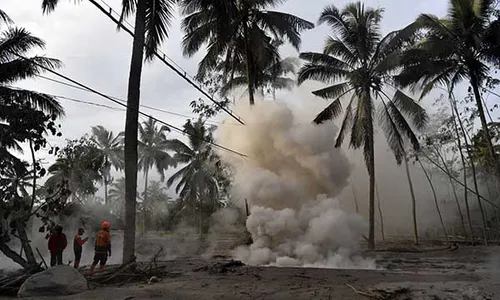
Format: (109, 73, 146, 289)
(17, 265, 87, 298)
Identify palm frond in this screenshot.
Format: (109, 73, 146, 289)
(41, 0, 61, 14)
(334, 94, 356, 147)
(0, 86, 64, 116)
(323, 37, 357, 67)
(0, 9, 13, 24)
(378, 99, 404, 164)
(391, 90, 428, 130)
(311, 82, 351, 99)
(255, 10, 314, 50)
(144, 0, 175, 60)
(387, 100, 420, 152)
(297, 63, 349, 85)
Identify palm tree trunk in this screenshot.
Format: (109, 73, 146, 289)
(403, 151, 419, 245)
(435, 146, 468, 240)
(104, 179, 108, 205)
(122, 0, 147, 265)
(417, 157, 449, 243)
(29, 139, 36, 211)
(375, 182, 385, 242)
(142, 168, 149, 235)
(351, 185, 359, 214)
(365, 91, 375, 250)
(470, 73, 500, 183)
(243, 25, 255, 105)
(452, 96, 488, 245)
(450, 99, 474, 244)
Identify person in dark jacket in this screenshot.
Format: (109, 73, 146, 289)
(89, 221, 111, 274)
(73, 228, 88, 269)
(48, 225, 67, 266)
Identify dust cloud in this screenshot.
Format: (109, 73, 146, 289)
(216, 100, 375, 269)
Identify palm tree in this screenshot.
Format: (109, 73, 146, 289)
(297, 2, 427, 249)
(142, 180, 171, 229)
(90, 126, 124, 205)
(108, 177, 140, 220)
(138, 117, 175, 232)
(167, 118, 224, 233)
(396, 0, 500, 184)
(219, 39, 301, 100)
(42, 0, 175, 264)
(179, 0, 314, 105)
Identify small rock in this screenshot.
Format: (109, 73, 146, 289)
(18, 266, 87, 298)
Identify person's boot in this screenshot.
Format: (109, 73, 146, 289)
(74, 261, 80, 269)
(89, 264, 95, 275)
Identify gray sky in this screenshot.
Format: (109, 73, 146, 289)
(3, 0, 462, 190)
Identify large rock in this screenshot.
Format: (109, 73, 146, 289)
(17, 265, 87, 298)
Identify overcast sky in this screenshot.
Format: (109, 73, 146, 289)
(2, 0, 475, 189)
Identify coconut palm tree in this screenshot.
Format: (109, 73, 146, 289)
(138, 117, 175, 232)
(90, 126, 124, 205)
(218, 39, 301, 100)
(297, 2, 427, 249)
(179, 0, 314, 105)
(395, 0, 500, 183)
(42, 0, 176, 264)
(167, 118, 224, 233)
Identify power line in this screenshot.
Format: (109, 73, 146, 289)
(10, 52, 248, 158)
(87, 0, 245, 125)
(37, 75, 224, 126)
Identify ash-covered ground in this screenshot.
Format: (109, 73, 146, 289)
(4, 239, 498, 300)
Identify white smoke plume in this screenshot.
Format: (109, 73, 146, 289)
(216, 100, 375, 269)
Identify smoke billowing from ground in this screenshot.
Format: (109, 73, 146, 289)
(216, 100, 375, 269)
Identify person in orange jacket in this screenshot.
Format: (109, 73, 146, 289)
(73, 228, 88, 269)
(89, 220, 111, 274)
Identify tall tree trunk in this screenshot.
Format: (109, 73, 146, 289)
(104, 179, 108, 205)
(15, 220, 37, 267)
(450, 98, 474, 244)
(104, 157, 109, 205)
(435, 146, 468, 240)
(452, 95, 488, 245)
(142, 168, 149, 235)
(470, 73, 500, 183)
(375, 182, 385, 242)
(351, 184, 359, 214)
(29, 140, 36, 211)
(403, 151, 419, 245)
(0, 243, 32, 270)
(417, 157, 449, 243)
(365, 91, 375, 250)
(122, 0, 147, 265)
(243, 26, 255, 105)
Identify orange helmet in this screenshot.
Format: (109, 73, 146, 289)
(101, 220, 110, 229)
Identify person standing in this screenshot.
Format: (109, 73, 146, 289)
(48, 225, 67, 267)
(73, 228, 88, 269)
(89, 221, 111, 274)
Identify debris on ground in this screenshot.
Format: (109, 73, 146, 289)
(192, 259, 245, 274)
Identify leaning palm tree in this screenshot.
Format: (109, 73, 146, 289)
(396, 0, 500, 184)
(42, 0, 176, 264)
(179, 0, 314, 105)
(167, 118, 223, 233)
(297, 2, 427, 249)
(90, 126, 124, 205)
(138, 117, 175, 232)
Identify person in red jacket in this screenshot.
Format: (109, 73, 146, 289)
(48, 225, 67, 267)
